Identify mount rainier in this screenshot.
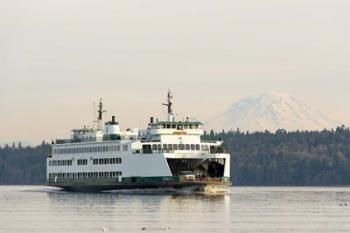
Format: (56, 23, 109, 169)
(205, 92, 338, 132)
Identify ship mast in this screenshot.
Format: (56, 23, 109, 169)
(97, 98, 106, 130)
(162, 89, 174, 122)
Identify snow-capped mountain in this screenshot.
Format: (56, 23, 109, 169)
(205, 91, 338, 132)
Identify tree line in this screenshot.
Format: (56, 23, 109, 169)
(1, 126, 350, 185)
(206, 126, 350, 186)
(0, 142, 49, 184)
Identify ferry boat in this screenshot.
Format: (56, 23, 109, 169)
(47, 91, 231, 192)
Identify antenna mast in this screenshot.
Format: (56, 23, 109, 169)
(162, 89, 174, 122)
(92, 102, 96, 129)
(96, 98, 106, 130)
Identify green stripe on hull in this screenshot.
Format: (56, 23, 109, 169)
(48, 176, 176, 186)
(48, 176, 231, 192)
(122, 176, 178, 183)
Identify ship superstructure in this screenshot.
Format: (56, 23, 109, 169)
(47, 91, 231, 191)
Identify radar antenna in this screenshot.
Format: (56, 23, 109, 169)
(162, 89, 174, 122)
(96, 98, 106, 130)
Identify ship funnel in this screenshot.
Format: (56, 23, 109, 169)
(104, 116, 121, 139)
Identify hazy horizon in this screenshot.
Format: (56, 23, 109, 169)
(1, 0, 350, 144)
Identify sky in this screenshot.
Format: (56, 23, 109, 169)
(1, 0, 350, 144)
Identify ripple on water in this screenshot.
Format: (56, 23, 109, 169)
(0, 186, 350, 233)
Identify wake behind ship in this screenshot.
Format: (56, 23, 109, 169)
(47, 91, 231, 192)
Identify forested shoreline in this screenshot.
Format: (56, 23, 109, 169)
(0, 142, 49, 184)
(219, 126, 350, 185)
(1, 126, 350, 185)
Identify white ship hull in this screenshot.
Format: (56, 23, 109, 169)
(47, 144, 231, 192)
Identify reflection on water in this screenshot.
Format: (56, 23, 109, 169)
(45, 188, 230, 233)
(1, 186, 350, 233)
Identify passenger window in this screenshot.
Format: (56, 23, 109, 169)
(185, 144, 190, 150)
(190, 144, 195, 150)
(124, 145, 128, 151)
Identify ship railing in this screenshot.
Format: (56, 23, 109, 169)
(133, 149, 211, 154)
(55, 138, 99, 144)
(55, 139, 72, 144)
(201, 139, 220, 143)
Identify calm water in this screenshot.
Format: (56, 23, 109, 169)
(0, 186, 350, 233)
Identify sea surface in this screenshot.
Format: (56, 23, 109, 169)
(0, 186, 350, 233)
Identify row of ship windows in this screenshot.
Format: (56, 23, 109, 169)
(149, 144, 209, 151)
(160, 124, 199, 129)
(53, 145, 128, 155)
(48, 171, 122, 179)
(49, 160, 72, 166)
(77, 159, 88, 165)
(49, 158, 123, 166)
(93, 158, 122, 165)
(52, 144, 212, 155)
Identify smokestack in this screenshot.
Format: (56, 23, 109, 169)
(150, 117, 154, 124)
(112, 116, 115, 123)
